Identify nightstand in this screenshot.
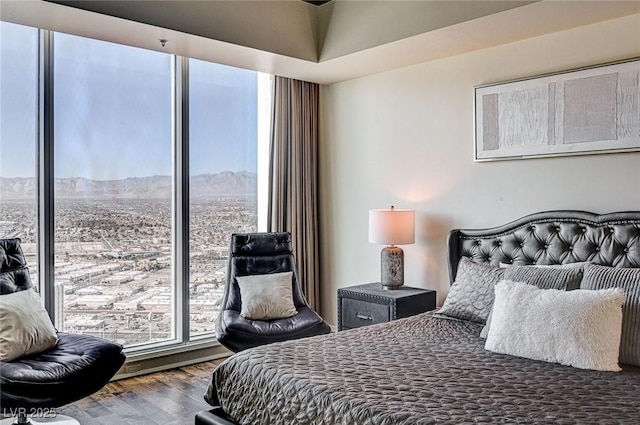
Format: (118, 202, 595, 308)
(337, 283, 436, 331)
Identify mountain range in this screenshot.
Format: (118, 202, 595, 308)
(0, 171, 257, 200)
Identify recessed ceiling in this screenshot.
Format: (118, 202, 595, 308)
(1, 0, 638, 84)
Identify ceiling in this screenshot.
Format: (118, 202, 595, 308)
(1, 1, 638, 84)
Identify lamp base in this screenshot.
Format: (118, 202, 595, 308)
(381, 245, 404, 290)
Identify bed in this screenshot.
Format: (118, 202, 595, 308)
(197, 210, 640, 425)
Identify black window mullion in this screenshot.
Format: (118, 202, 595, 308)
(38, 29, 55, 322)
(173, 55, 190, 343)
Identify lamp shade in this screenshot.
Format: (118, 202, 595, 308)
(368, 208, 415, 245)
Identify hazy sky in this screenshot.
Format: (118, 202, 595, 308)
(0, 22, 38, 178)
(1, 22, 258, 180)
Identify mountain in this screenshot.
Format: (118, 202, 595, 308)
(0, 172, 257, 200)
(0, 177, 36, 200)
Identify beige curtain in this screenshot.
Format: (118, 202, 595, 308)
(268, 76, 321, 312)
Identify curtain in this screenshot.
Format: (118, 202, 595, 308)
(267, 76, 321, 312)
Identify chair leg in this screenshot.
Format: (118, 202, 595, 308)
(0, 412, 31, 425)
(0, 412, 30, 425)
(0, 413, 79, 425)
(15, 413, 31, 425)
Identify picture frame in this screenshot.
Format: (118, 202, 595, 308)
(474, 58, 640, 161)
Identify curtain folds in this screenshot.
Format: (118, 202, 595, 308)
(267, 76, 321, 312)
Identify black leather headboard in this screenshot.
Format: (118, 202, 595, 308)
(447, 211, 640, 284)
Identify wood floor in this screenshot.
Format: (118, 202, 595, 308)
(57, 359, 224, 425)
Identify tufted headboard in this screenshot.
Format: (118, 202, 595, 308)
(447, 211, 640, 284)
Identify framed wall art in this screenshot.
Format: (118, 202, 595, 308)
(474, 58, 640, 161)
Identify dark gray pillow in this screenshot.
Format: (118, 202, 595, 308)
(504, 265, 584, 291)
(437, 257, 505, 324)
(580, 263, 640, 367)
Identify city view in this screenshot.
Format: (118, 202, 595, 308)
(0, 172, 257, 347)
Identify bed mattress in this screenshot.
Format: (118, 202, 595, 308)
(205, 312, 640, 424)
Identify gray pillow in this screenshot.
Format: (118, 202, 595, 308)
(504, 265, 584, 291)
(437, 257, 505, 324)
(236, 271, 298, 320)
(580, 263, 640, 367)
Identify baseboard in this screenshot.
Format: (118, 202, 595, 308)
(114, 341, 231, 380)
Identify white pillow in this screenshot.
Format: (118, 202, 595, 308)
(484, 281, 625, 372)
(0, 289, 59, 362)
(236, 271, 298, 320)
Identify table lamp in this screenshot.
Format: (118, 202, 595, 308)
(368, 206, 415, 290)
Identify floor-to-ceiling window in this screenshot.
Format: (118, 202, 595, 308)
(188, 59, 258, 337)
(0, 20, 268, 353)
(0, 22, 39, 286)
(53, 34, 174, 345)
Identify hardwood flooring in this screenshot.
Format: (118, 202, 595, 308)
(57, 359, 224, 425)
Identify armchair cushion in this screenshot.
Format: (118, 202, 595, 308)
(1, 333, 126, 409)
(218, 306, 329, 352)
(0, 289, 58, 362)
(237, 271, 298, 320)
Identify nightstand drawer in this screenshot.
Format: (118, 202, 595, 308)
(341, 298, 390, 329)
(337, 283, 436, 331)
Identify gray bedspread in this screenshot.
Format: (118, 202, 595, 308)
(205, 312, 640, 424)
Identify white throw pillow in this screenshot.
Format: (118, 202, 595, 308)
(480, 265, 585, 338)
(236, 271, 298, 320)
(0, 289, 59, 362)
(485, 281, 625, 372)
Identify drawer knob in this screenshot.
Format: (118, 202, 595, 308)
(356, 313, 373, 321)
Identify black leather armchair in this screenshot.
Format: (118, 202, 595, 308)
(0, 238, 126, 425)
(215, 232, 331, 352)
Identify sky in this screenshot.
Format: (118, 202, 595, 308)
(0, 21, 258, 180)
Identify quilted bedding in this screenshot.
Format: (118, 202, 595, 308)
(205, 312, 640, 425)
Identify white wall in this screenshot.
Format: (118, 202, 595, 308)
(318, 14, 640, 324)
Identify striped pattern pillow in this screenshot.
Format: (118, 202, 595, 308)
(504, 265, 584, 291)
(580, 263, 640, 367)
